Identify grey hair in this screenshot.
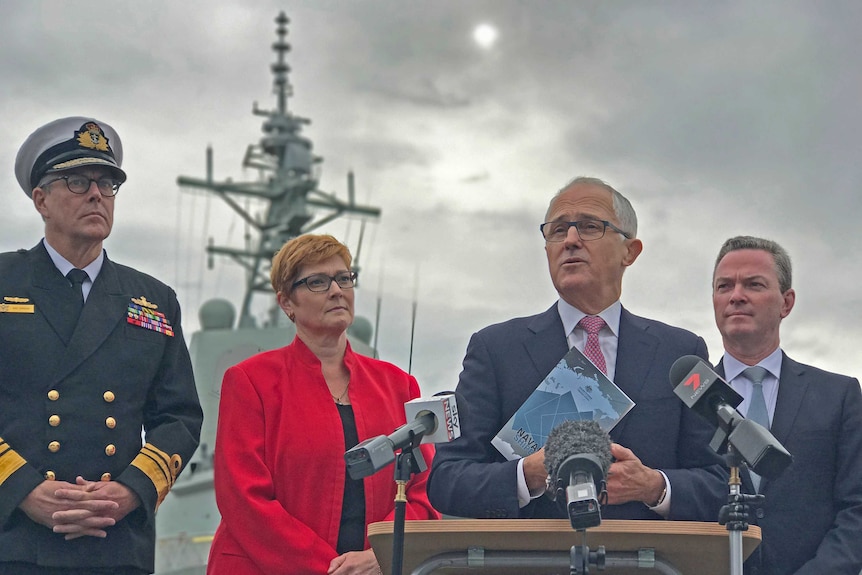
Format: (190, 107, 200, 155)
(545, 176, 638, 238)
(714, 235, 793, 292)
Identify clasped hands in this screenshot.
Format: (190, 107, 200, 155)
(20, 476, 141, 539)
(523, 443, 665, 506)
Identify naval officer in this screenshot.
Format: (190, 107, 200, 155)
(0, 116, 203, 575)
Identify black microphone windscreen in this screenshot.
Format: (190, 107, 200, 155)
(669, 355, 702, 387)
(543, 420, 612, 477)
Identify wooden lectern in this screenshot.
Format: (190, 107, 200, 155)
(368, 519, 760, 575)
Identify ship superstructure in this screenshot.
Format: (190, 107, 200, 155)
(155, 13, 380, 574)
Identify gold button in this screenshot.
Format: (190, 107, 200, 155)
(48, 390, 59, 401)
(105, 444, 116, 456)
(103, 391, 115, 403)
(105, 417, 116, 429)
(45, 470, 56, 480)
(101, 473, 112, 481)
(171, 454, 183, 474)
(48, 441, 60, 453)
(49, 415, 61, 427)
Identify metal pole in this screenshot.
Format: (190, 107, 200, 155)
(724, 449, 746, 575)
(410, 549, 682, 575)
(391, 450, 412, 575)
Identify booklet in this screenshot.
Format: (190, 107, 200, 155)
(492, 346, 635, 460)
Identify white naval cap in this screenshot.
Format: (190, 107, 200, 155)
(15, 116, 127, 197)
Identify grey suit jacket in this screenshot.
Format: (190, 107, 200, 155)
(428, 304, 728, 522)
(719, 354, 862, 575)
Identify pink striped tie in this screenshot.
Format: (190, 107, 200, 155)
(578, 315, 607, 374)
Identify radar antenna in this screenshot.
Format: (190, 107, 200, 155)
(177, 11, 380, 327)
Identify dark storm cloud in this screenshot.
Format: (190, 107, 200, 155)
(546, 2, 862, 230)
(2, 1, 861, 384)
(369, 78, 472, 109)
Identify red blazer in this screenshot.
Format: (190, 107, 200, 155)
(207, 338, 439, 575)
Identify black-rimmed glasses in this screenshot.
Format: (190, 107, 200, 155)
(42, 174, 122, 197)
(291, 271, 358, 292)
(540, 220, 631, 242)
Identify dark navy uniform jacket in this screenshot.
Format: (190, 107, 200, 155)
(0, 242, 203, 573)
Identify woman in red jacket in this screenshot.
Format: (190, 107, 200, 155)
(207, 234, 439, 575)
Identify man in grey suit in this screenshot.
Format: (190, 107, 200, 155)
(428, 177, 727, 522)
(0, 117, 203, 574)
(712, 236, 862, 575)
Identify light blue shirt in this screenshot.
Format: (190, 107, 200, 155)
(723, 348, 783, 425)
(42, 238, 104, 302)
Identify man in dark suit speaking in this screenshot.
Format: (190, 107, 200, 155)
(428, 176, 727, 522)
(712, 236, 862, 575)
(0, 117, 203, 575)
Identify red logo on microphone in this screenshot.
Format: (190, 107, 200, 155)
(684, 373, 701, 391)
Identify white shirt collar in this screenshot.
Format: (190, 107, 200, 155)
(557, 299, 622, 337)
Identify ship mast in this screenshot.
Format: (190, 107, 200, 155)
(177, 11, 380, 328)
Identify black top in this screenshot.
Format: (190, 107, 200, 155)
(336, 403, 366, 554)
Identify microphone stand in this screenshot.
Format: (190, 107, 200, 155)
(569, 529, 605, 574)
(391, 436, 426, 575)
(719, 446, 763, 575)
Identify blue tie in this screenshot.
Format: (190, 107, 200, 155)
(743, 365, 770, 491)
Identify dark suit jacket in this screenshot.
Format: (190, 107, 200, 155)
(0, 243, 203, 573)
(428, 304, 728, 522)
(718, 354, 862, 575)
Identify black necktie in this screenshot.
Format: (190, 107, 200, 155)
(66, 268, 88, 320)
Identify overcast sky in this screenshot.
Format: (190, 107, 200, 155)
(3, 1, 861, 397)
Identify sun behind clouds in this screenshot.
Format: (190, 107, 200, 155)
(472, 23, 498, 49)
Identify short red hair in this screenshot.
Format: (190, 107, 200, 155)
(270, 234, 353, 294)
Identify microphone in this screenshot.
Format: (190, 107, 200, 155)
(669, 355, 792, 480)
(403, 392, 461, 444)
(544, 420, 612, 530)
(344, 392, 461, 480)
(669, 355, 743, 429)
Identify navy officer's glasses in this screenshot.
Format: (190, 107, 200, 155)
(540, 219, 631, 242)
(43, 174, 122, 197)
(292, 271, 358, 293)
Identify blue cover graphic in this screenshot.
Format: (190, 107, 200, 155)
(492, 346, 635, 460)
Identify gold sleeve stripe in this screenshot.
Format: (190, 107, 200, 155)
(142, 443, 173, 481)
(0, 438, 27, 486)
(130, 443, 175, 508)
